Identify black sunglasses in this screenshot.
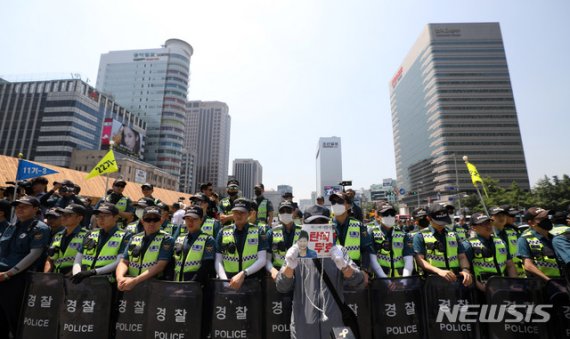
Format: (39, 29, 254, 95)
(114, 185, 126, 188)
(143, 218, 161, 223)
(381, 211, 396, 217)
(331, 199, 345, 205)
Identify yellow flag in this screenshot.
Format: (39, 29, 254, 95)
(465, 161, 483, 185)
(85, 150, 119, 179)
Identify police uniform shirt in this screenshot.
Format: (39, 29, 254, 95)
(206, 218, 222, 239)
(78, 226, 131, 255)
(0, 219, 51, 271)
(462, 234, 512, 263)
(219, 196, 239, 214)
(266, 225, 297, 255)
(372, 226, 414, 257)
(517, 229, 555, 259)
(333, 218, 374, 257)
(0, 220, 9, 236)
(552, 233, 570, 264)
(123, 231, 173, 262)
(413, 225, 466, 256)
(215, 223, 269, 254)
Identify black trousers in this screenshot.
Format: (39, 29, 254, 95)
(0, 273, 27, 339)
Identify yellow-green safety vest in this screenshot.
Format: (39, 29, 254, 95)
(201, 218, 216, 237)
(106, 195, 129, 228)
(221, 198, 233, 225)
(420, 228, 460, 270)
(257, 199, 268, 223)
(81, 229, 127, 270)
(173, 232, 209, 281)
(126, 230, 170, 277)
(336, 218, 362, 262)
(550, 226, 570, 237)
(125, 222, 141, 234)
(49, 228, 87, 273)
(271, 225, 302, 268)
(372, 226, 406, 277)
(453, 225, 467, 242)
(162, 222, 178, 236)
(468, 236, 508, 282)
(502, 227, 526, 277)
(522, 231, 561, 278)
(221, 224, 259, 274)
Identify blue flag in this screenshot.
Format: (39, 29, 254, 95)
(16, 159, 59, 181)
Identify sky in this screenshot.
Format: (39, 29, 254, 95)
(2, 0, 569, 200)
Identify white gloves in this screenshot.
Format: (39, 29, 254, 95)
(330, 245, 349, 271)
(285, 244, 300, 269)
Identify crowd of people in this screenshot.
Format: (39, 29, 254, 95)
(0, 176, 569, 338)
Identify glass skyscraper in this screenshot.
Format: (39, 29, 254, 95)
(390, 23, 529, 207)
(97, 39, 193, 177)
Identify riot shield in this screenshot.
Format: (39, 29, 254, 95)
(544, 278, 570, 339)
(343, 283, 372, 339)
(18, 272, 64, 339)
(210, 279, 262, 339)
(59, 275, 113, 338)
(423, 275, 477, 339)
(264, 275, 293, 339)
(370, 276, 424, 339)
(485, 277, 547, 339)
(145, 280, 203, 339)
(115, 280, 150, 338)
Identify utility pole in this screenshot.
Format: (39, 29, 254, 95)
(453, 153, 462, 212)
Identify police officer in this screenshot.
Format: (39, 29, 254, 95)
(517, 207, 563, 281)
(97, 179, 134, 229)
(44, 204, 88, 276)
(369, 204, 414, 278)
(346, 189, 364, 222)
(463, 213, 517, 292)
(215, 198, 267, 289)
(140, 183, 161, 205)
(126, 197, 156, 234)
(190, 193, 222, 238)
(0, 196, 51, 337)
(329, 192, 373, 271)
(412, 207, 430, 233)
(445, 204, 467, 242)
(219, 179, 241, 226)
(72, 203, 131, 283)
(254, 183, 274, 227)
(171, 206, 216, 283)
(156, 203, 178, 236)
(551, 217, 570, 286)
(266, 201, 302, 280)
(413, 204, 472, 286)
(0, 200, 10, 234)
(116, 206, 173, 291)
(40, 179, 84, 209)
(490, 206, 525, 277)
(45, 207, 64, 236)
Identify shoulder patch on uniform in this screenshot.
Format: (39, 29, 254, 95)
(361, 231, 368, 237)
(34, 232, 43, 240)
(162, 242, 172, 251)
(206, 245, 214, 253)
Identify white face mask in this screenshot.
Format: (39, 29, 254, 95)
(382, 216, 396, 228)
(331, 204, 347, 217)
(135, 208, 144, 220)
(279, 213, 293, 224)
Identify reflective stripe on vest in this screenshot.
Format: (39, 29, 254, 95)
(222, 225, 259, 274)
(201, 218, 216, 236)
(49, 229, 87, 273)
(550, 226, 570, 237)
(522, 232, 561, 278)
(372, 226, 405, 277)
(163, 222, 177, 236)
(127, 230, 169, 276)
(454, 226, 467, 242)
(82, 229, 127, 270)
(125, 222, 139, 234)
(336, 218, 362, 262)
(173, 233, 208, 281)
(421, 228, 459, 269)
(272, 225, 302, 268)
(257, 199, 268, 221)
(468, 236, 507, 282)
(504, 227, 526, 277)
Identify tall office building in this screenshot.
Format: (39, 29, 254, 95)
(232, 159, 263, 199)
(184, 101, 231, 193)
(390, 23, 529, 206)
(0, 78, 145, 167)
(97, 39, 193, 177)
(316, 137, 342, 199)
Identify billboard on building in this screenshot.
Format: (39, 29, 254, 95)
(323, 185, 342, 199)
(101, 118, 145, 160)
